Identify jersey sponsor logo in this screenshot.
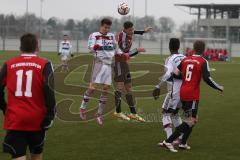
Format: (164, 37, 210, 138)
(102, 39, 114, 46)
(95, 35, 113, 40)
(184, 59, 200, 64)
(11, 62, 42, 69)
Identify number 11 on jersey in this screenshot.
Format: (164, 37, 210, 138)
(15, 70, 33, 97)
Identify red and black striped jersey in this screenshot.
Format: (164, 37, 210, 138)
(117, 30, 145, 54)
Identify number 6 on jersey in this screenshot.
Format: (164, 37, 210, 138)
(186, 64, 194, 81)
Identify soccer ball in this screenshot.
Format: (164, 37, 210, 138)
(118, 2, 130, 15)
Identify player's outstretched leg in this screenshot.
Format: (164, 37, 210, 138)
(96, 85, 109, 125)
(113, 82, 130, 121)
(115, 90, 122, 113)
(162, 122, 191, 152)
(80, 91, 90, 120)
(178, 126, 192, 150)
(60, 63, 65, 72)
(96, 94, 107, 125)
(166, 122, 188, 143)
(125, 91, 145, 122)
(171, 113, 183, 145)
(162, 113, 173, 138)
(65, 63, 69, 72)
(158, 112, 173, 147)
(80, 85, 95, 120)
(64, 61, 69, 72)
(113, 90, 130, 121)
(177, 101, 198, 149)
(178, 119, 195, 150)
(60, 59, 65, 72)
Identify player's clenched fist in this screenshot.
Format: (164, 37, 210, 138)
(93, 44, 100, 51)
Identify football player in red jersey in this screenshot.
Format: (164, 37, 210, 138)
(161, 41, 224, 152)
(0, 33, 56, 160)
(113, 21, 152, 122)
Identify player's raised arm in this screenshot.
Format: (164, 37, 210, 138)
(0, 63, 7, 114)
(202, 60, 224, 92)
(134, 27, 153, 35)
(128, 48, 146, 57)
(42, 62, 56, 130)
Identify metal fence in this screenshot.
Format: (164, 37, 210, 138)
(0, 35, 173, 55)
(1, 34, 240, 57)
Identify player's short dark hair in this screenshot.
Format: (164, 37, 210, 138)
(194, 40, 205, 54)
(101, 18, 112, 26)
(20, 33, 38, 53)
(124, 21, 134, 29)
(169, 38, 180, 52)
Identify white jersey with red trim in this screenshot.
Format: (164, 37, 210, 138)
(88, 32, 117, 65)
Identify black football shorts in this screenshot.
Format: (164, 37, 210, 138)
(181, 100, 199, 118)
(114, 61, 132, 84)
(3, 130, 46, 159)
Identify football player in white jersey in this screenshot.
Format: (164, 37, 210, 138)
(58, 35, 73, 72)
(152, 38, 185, 145)
(79, 18, 117, 125)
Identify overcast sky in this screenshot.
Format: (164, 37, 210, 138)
(1, 0, 240, 26)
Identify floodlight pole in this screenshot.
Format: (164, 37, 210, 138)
(145, 0, 148, 17)
(226, 9, 231, 61)
(39, 0, 43, 52)
(132, 0, 136, 25)
(25, 0, 29, 32)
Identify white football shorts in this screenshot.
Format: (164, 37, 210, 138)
(91, 59, 112, 85)
(162, 80, 182, 110)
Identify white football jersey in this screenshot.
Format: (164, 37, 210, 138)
(59, 40, 72, 54)
(162, 53, 186, 82)
(88, 32, 117, 65)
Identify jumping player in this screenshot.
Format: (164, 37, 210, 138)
(58, 35, 73, 72)
(79, 18, 117, 125)
(161, 40, 224, 152)
(152, 38, 185, 143)
(0, 33, 56, 160)
(113, 21, 152, 122)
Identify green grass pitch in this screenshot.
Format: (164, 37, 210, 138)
(0, 51, 240, 160)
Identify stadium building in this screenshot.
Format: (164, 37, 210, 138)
(175, 3, 240, 57)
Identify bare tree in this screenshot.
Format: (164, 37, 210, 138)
(158, 17, 175, 33)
